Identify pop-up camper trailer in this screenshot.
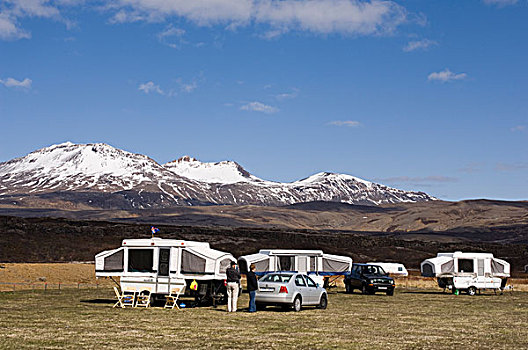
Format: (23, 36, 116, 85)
(95, 238, 236, 304)
(421, 251, 510, 295)
(367, 262, 408, 277)
(238, 249, 352, 285)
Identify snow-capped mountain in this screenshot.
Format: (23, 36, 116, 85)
(0, 142, 214, 205)
(0, 142, 436, 208)
(164, 156, 263, 184)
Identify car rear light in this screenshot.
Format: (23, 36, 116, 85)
(223, 279, 227, 286)
(279, 286, 288, 293)
(369, 284, 374, 286)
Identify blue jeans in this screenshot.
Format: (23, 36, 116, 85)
(249, 290, 256, 312)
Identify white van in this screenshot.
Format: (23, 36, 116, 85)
(367, 262, 408, 277)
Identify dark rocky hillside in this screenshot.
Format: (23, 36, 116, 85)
(1, 215, 527, 271)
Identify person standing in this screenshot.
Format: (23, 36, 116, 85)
(226, 261, 241, 312)
(246, 264, 258, 313)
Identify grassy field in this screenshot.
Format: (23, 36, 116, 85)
(0, 288, 526, 349)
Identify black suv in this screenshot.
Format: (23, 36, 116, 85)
(344, 263, 395, 296)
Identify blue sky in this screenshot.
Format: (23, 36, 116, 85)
(0, 0, 527, 201)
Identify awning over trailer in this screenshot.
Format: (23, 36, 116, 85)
(321, 253, 352, 275)
(182, 246, 236, 275)
(95, 248, 124, 274)
(421, 256, 453, 277)
(238, 253, 270, 273)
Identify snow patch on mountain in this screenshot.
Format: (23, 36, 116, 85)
(164, 156, 263, 184)
(0, 142, 437, 207)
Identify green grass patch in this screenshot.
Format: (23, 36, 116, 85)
(0, 288, 526, 349)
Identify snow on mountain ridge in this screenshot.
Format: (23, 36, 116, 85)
(164, 156, 263, 184)
(0, 142, 437, 206)
(0, 142, 198, 196)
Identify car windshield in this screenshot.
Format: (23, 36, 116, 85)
(260, 274, 293, 283)
(362, 265, 386, 275)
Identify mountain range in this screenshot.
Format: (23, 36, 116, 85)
(0, 142, 435, 209)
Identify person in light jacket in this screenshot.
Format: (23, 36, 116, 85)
(246, 264, 258, 313)
(225, 261, 241, 312)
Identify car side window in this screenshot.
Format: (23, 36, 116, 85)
(305, 276, 316, 288)
(295, 275, 306, 287)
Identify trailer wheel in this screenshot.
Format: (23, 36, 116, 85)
(345, 282, 352, 294)
(293, 296, 302, 312)
(467, 286, 477, 296)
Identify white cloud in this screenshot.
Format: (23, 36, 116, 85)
(240, 101, 278, 114)
(511, 125, 526, 132)
(138, 81, 163, 94)
(483, 0, 518, 7)
(458, 162, 484, 174)
(176, 73, 204, 93)
(108, 0, 410, 37)
(1, 1, 414, 41)
(178, 79, 197, 93)
(378, 175, 457, 185)
(428, 68, 467, 83)
(157, 24, 186, 49)
(0, 0, 76, 41)
(495, 162, 528, 171)
(403, 38, 437, 52)
(276, 88, 299, 100)
(0, 77, 32, 89)
(328, 120, 361, 127)
(0, 13, 30, 40)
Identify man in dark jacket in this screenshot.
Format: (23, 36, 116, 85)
(246, 264, 258, 312)
(226, 261, 241, 312)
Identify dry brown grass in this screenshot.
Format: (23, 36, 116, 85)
(2, 263, 527, 293)
(0, 286, 527, 349)
(0, 263, 114, 291)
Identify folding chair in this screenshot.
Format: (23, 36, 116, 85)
(164, 282, 186, 310)
(135, 288, 152, 308)
(113, 286, 136, 308)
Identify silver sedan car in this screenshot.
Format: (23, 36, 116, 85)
(255, 273, 328, 312)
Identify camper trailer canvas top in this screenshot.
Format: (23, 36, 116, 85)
(421, 251, 510, 278)
(420, 251, 510, 295)
(238, 249, 352, 281)
(95, 238, 235, 299)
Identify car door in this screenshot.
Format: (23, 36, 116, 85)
(351, 266, 362, 288)
(304, 275, 319, 304)
(294, 274, 310, 305)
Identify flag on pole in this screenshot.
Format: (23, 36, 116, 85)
(151, 226, 159, 237)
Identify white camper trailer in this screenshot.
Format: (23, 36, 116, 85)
(421, 251, 510, 295)
(95, 238, 236, 304)
(367, 262, 409, 277)
(238, 249, 352, 286)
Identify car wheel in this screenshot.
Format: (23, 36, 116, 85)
(467, 286, 477, 296)
(345, 282, 351, 294)
(293, 296, 302, 312)
(386, 290, 394, 296)
(256, 303, 266, 310)
(318, 294, 328, 309)
(361, 284, 368, 295)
